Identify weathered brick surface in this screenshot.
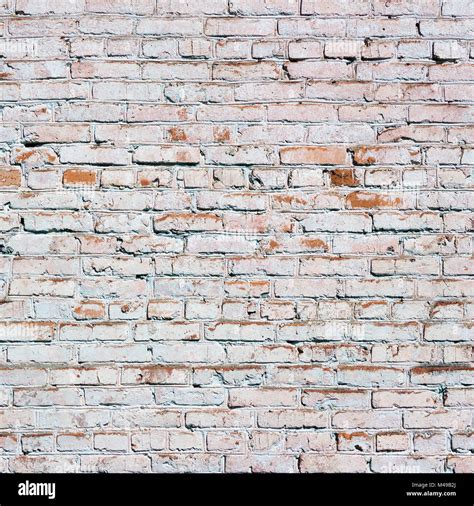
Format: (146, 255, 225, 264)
(0, 0, 472, 474)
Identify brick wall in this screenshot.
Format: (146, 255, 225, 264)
(0, 0, 473, 473)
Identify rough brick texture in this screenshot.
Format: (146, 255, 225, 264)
(0, 0, 473, 474)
